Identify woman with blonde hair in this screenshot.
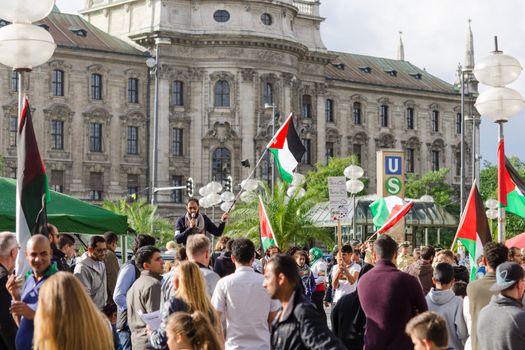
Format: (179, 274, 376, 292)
(166, 311, 222, 350)
(150, 261, 222, 349)
(33, 271, 114, 350)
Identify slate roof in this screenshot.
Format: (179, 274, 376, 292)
(36, 11, 146, 57)
(326, 51, 457, 95)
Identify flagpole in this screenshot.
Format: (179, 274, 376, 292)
(226, 147, 269, 214)
(497, 121, 506, 243)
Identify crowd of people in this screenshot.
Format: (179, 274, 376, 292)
(1, 197, 525, 350)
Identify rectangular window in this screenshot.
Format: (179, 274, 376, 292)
(173, 81, 184, 106)
(51, 120, 64, 150)
(302, 95, 312, 118)
(326, 142, 334, 164)
(353, 144, 362, 165)
(431, 150, 440, 171)
(128, 78, 139, 103)
(50, 170, 64, 193)
(171, 175, 183, 203)
(431, 110, 439, 132)
(52, 70, 64, 96)
(127, 126, 138, 155)
(325, 99, 334, 122)
(172, 128, 183, 156)
(89, 123, 102, 152)
(263, 82, 273, 106)
(127, 174, 139, 198)
(406, 148, 415, 173)
(455, 151, 461, 176)
(91, 73, 103, 100)
(11, 71, 18, 92)
(456, 113, 462, 134)
(353, 103, 362, 125)
(302, 139, 311, 164)
(406, 108, 414, 129)
(89, 172, 103, 201)
(380, 105, 389, 127)
(9, 117, 17, 147)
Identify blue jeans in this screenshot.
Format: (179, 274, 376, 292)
(118, 329, 132, 350)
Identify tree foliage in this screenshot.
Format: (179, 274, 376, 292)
(479, 157, 525, 238)
(305, 155, 367, 200)
(102, 198, 174, 246)
(0, 155, 4, 175)
(405, 168, 454, 209)
(224, 181, 331, 250)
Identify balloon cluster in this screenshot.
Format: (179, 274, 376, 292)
(286, 173, 306, 198)
(198, 182, 235, 212)
(239, 179, 259, 203)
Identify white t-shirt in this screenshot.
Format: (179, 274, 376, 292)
(212, 266, 280, 350)
(332, 262, 361, 303)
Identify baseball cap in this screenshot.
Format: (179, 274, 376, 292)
(489, 262, 525, 292)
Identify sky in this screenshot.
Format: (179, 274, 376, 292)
(56, 0, 525, 165)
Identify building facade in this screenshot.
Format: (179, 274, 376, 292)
(0, 0, 477, 217)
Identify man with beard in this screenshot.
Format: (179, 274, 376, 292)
(174, 197, 229, 246)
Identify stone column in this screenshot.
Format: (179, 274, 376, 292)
(155, 74, 171, 202)
(189, 68, 205, 186)
(315, 83, 326, 165)
(240, 68, 256, 180)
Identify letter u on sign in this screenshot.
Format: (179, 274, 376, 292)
(385, 156, 402, 175)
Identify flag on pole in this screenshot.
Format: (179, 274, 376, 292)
(259, 196, 278, 251)
(16, 97, 49, 275)
(498, 139, 525, 219)
(267, 113, 305, 183)
(369, 195, 414, 234)
(456, 183, 492, 280)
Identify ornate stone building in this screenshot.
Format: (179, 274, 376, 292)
(0, 0, 477, 216)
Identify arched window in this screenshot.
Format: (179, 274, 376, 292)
(263, 82, 273, 105)
(353, 102, 362, 125)
(212, 148, 231, 184)
(214, 80, 230, 107)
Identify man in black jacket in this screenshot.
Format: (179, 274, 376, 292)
(0, 232, 18, 350)
(263, 254, 345, 350)
(174, 197, 229, 245)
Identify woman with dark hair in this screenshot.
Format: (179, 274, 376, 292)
(331, 263, 374, 350)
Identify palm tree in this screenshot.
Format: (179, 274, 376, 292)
(102, 198, 173, 246)
(225, 181, 330, 250)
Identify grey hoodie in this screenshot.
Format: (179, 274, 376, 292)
(73, 253, 108, 309)
(426, 288, 468, 350)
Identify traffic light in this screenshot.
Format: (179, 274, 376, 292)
(225, 176, 233, 192)
(186, 177, 194, 197)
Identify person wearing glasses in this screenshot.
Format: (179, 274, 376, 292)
(74, 236, 108, 309)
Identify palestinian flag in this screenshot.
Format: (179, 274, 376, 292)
(370, 195, 414, 234)
(267, 113, 305, 183)
(456, 183, 491, 281)
(16, 97, 49, 274)
(498, 139, 525, 219)
(259, 196, 278, 251)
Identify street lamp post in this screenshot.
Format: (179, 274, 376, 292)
(474, 37, 524, 243)
(344, 165, 364, 240)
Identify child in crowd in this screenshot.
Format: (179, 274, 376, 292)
(294, 250, 315, 300)
(425, 263, 467, 350)
(452, 281, 467, 299)
(102, 303, 121, 350)
(406, 311, 449, 350)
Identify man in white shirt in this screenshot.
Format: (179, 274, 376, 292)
(332, 244, 361, 304)
(212, 238, 280, 350)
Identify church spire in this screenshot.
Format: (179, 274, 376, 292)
(465, 19, 475, 69)
(397, 31, 405, 61)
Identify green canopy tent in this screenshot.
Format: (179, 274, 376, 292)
(0, 177, 128, 234)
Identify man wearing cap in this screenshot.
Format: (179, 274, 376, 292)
(396, 241, 414, 271)
(477, 262, 525, 350)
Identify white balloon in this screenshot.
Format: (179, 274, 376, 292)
(221, 201, 234, 212)
(344, 165, 364, 179)
(199, 197, 211, 208)
(287, 187, 296, 197)
(486, 208, 498, 220)
(240, 191, 256, 203)
(241, 179, 259, 191)
(296, 188, 306, 198)
(221, 191, 235, 202)
(198, 186, 209, 197)
(208, 181, 223, 193)
(292, 173, 306, 186)
(206, 193, 222, 206)
(485, 198, 498, 209)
